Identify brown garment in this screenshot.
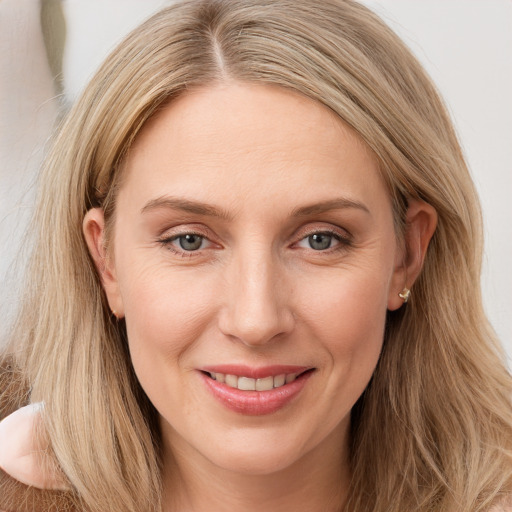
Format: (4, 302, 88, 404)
(0, 468, 78, 512)
(0, 357, 80, 512)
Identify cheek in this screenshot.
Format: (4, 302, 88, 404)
(117, 259, 219, 363)
(300, 260, 390, 342)
(117, 262, 223, 422)
(319, 293, 386, 385)
(297, 263, 390, 394)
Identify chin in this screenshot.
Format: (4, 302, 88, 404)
(208, 445, 301, 476)
(195, 423, 323, 476)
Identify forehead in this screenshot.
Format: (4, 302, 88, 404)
(119, 82, 390, 217)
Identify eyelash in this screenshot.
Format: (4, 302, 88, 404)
(158, 231, 212, 257)
(157, 227, 352, 257)
(295, 228, 352, 253)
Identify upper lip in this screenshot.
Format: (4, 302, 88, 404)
(200, 365, 312, 379)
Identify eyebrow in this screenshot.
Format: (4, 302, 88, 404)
(140, 195, 370, 219)
(141, 196, 233, 220)
(291, 198, 370, 216)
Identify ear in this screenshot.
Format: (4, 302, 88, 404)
(83, 208, 124, 318)
(387, 199, 438, 310)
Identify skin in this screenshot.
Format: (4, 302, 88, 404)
(0, 403, 70, 491)
(84, 82, 437, 512)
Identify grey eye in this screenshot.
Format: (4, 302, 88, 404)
(177, 234, 204, 251)
(308, 233, 333, 250)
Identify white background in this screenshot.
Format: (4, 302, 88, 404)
(1, 1, 510, 355)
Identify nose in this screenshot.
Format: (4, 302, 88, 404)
(218, 248, 295, 347)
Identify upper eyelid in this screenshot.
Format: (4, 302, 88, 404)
(293, 224, 352, 241)
(160, 231, 208, 241)
(159, 232, 216, 251)
(157, 223, 216, 240)
(156, 222, 352, 245)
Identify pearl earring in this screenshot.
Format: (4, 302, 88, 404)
(398, 288, 411, 303)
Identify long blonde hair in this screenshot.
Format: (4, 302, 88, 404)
(3, 1, 511, 510)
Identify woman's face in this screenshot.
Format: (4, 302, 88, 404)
(91, 83, 407, 476)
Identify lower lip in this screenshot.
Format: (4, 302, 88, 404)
(201, 371, 313, 415)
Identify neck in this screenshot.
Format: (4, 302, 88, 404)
(160, 423, 350, 512)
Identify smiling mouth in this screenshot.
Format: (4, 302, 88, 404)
(203, 369, 314, 392)
(200, 367, 315, 415)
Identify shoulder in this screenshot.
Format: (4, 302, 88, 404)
(1, 354, 65, 490)
(0, 402, 69, 490)
(0, 359, 77, 512)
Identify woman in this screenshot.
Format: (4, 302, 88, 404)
(1, 0, 511, 510)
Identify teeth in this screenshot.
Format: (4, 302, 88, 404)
(225, 374, 238, 388)
(285, 373, 296, 384)
(274, 374, 286, 387)
(238, 377, 256, 391)
(209, 372, 300, 390)
(255, 376, 273, 391)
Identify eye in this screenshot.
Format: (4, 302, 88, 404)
(158, 232, 212, 254)
(170, 233, 206, 251)
(296, 230, 349, 251)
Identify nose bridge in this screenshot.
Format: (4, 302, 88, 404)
(219, 241, 294, 346)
